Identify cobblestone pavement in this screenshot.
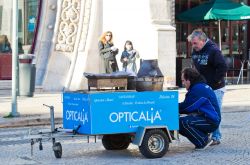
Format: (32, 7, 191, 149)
(0, 108, 249, 165)
(0, 85, 250, 164)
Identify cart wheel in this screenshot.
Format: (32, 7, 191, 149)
(139, 129, 169, 159)
(102, 134, 131, 150)
(53, 142, 62, 158)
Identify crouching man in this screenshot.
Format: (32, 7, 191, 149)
(179, 68, 221, 150)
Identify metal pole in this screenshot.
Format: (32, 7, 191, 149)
(218, 20, 222, 51)
(50, 106, 55, 133)
(248, 49, 250, 83)
(11, 0, 20, 117)
(241, 60, 244, 84)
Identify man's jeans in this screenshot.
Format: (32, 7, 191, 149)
(179, 115, 217, 148)
(212, 89, 225, 141)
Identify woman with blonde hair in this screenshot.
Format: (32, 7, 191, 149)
(98, 31, 119, 73)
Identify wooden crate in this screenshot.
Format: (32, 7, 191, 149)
(87, 77, 128, 91)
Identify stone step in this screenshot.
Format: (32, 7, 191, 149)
(0, 80, 44, 95)
(0, 80, 12, 90)
(34, 85, 44, 93)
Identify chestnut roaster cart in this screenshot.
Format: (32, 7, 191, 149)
(25, 60, 179, 159)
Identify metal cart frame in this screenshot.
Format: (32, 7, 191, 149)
(26, 103, 179, 159)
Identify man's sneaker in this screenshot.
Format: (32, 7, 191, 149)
(210, 140, 221, 146)
(195, 139, 213, 151)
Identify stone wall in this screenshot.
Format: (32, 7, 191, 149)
(37, 0, 176, 91)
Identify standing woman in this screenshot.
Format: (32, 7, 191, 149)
(98, 31, 119, 73)
(120, 40, 140, 76)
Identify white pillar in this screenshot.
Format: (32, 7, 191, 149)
(156, 25, 176, 88)
(150, 0, 177, 88)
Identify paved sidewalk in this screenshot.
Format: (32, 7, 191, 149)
(0, 84, 250, 128)
(0, 92, 63, 128)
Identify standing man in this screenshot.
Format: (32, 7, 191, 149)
(187, 29, 228, 145)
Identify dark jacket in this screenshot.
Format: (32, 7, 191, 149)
(98, 41, 116, 60)
(120, 50, 136, 67)
(192, 39, 228, 90)
(179, 82, 221, 126)
(98, 41, 119, 73)
(120, 50, 139, 73)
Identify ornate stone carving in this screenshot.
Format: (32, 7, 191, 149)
(55, 0, 81, 52)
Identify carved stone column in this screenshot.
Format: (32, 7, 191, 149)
(41, 0, 102, 91)
(42, 0, 83, 91)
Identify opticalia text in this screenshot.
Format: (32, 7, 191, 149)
(66, 109, 88, 125)
(109, 108, 161, 124)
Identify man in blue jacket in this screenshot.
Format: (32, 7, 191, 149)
(187, 29, 228, 145)
(179, 68, 221, 150)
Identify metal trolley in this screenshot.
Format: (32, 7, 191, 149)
(27, 91, 179, 159)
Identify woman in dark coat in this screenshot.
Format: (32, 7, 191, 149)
(98, 31, 119, 73)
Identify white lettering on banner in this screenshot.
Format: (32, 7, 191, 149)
(241, 16, 250, 19)
(94, 98, 114, 103)
(118, 95, 135, 99)
(135, 101, 155, 105)
(109, 108, 162, 124)
(159, 94, 176, 99)
(66, 108, 88, 125)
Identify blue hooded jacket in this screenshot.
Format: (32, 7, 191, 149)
(179, 82, 221, 126)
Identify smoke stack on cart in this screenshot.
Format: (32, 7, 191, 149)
(136, 59, 164, 91)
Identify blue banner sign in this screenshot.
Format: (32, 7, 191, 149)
(63, 91, 179, 135)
